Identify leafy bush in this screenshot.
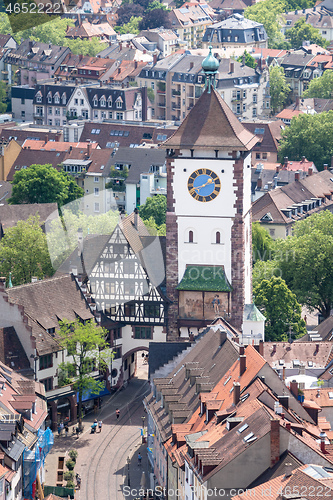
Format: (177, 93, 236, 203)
(69, 450, 78, 462)
(64, 471, 74, 481)
(66, 480, 75, 488)
(66, 460, 75, 471)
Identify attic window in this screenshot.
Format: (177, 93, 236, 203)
(238, 423, 249, 433)
(254, 128, 265, 134)
(240, 393, 249, 403)
(329, 392, 333, 399)
(292, 359, 300, 367)
(224, 376, 231, 386)
(279, 359, 284, 366)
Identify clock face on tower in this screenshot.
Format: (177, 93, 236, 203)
(187, 168, 221, 202)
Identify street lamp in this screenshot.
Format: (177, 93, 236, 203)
(127, 456, 130, 487)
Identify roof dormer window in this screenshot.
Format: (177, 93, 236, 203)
(107, 96, 112, 107)
(47, 92, 52, 104)
(100, 95, 106, 107)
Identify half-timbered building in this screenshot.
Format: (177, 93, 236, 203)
(56, 211, 167, 387)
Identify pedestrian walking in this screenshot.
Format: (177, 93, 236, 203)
(57, 424, 61, 437)
(76, 473, 81, 490)
(98, 420, 102, 432)
(65, 423, 69, 437)
(138, 453, 142, 466)
(116, 408, 120, 420)
(59, 421, 64, 436)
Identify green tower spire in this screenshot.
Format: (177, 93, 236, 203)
(8, 272, 13, 288)
(202, 46, 219, 94)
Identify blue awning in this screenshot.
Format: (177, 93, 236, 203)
(77, 383, 110, 403)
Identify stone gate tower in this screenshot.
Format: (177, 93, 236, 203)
(164, 48, 257, 339)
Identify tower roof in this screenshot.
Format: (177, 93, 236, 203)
(164, 88, 258, 151)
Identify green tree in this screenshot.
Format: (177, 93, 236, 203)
(67, 38, 108, 57)
(252, 222, 274, 264)
(17, 17, 73, 44)
(244, 0, 287, 49)
(278, 110, 333, 169)
(139, 194, 166, 226)
(0, 215, 54, 286)
(276, 211, 333, 319)
(253, 276, 306, 341)
(269, 65, 291, 114)
(9, 164, 84, 207)
(303, 70, 333, 98)
(59, 319, 112, 430)
(285, 18, 328, 49)
(0, 81, 8, 113)
(237, 50, 257, 69)
(143, 216, 166, 236)
(146, 0, 167, 11)
(114, 16, 142, 35)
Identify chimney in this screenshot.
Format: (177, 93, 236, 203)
(229, 61, 234, 73)
(276, 165, 280, 174)
(324, 164, 328, 170)
(286, 422, 291, 431)
(100, 80, 103, 87)
(320, 432, 327, 454)
(284, 463, 293, 478)
(233, 382, 240, 406)
(153, 53, 158, 65)
(87, 143, 91, 158)
(308, 166, 313, 176)
(284, 156, 288, 168)
(295, 171, 300, 181)
(220, 329, 227, 346)
(71, 266, 78, 276)
(240, 355, 246, 376)
(289, 380, 298, 398)
(190, 61, 194, 70)
(119, 42, 122, 51)
(0, 277, 6, 292)
(135, 60, 138, 69)
(45, 134, 49, 144)
(77, 227, 83, 256)
(257, 178, 262, 189)
(118, 67, 121, 74)
(239, 345, 245, 355)
(301, 155, 306, 162)
(134, 207, 138, 229)
(258, 340, 264, 356)
(270, 419, 280, 467)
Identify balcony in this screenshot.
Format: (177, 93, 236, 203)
(157, 89, 166, 94)
(172, 89, 181, 96)
(172, 103, 181, 110)
(157, 100, 166, 107)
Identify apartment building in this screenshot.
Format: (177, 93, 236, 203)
(169, 2, 216, 49)
(138, 52, 268, 121)
(32, 82, 151, 126)
(202, 13, 268, 49)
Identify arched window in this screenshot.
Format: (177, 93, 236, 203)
(189, 230, 193, 243)
(216, 231, 221, 244)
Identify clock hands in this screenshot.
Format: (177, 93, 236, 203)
(194, 178, 214, 193)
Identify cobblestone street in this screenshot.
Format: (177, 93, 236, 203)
(45, 357, 150, 500)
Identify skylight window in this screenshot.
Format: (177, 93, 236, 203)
(238, 423, 249, 433)
(243, 432, 254, 442)
(329, 392, 333, 399)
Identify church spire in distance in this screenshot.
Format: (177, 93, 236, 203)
(202, 46, 219, 93)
